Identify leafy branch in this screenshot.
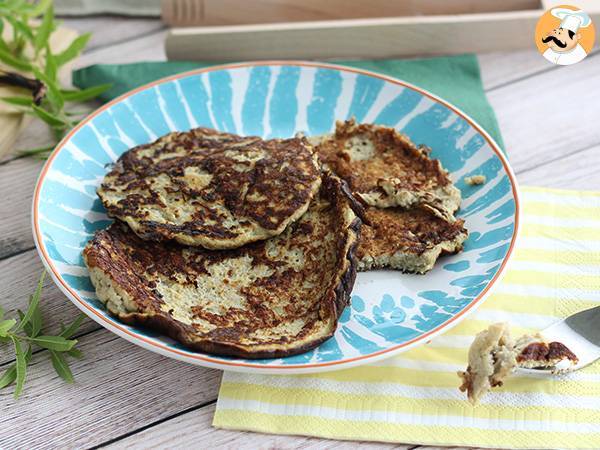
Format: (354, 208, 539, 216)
(0, 271, 85, 399)
(0, 0, 111, 159)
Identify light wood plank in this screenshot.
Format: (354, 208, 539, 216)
(165, 11, 542, 61)
(162, 0, 537, 27)
(478, 49, 554, 91)
(487, 52, 600, 173)
(74, 29, 168, 69)
(517, 144, 600, 190)
(0, 157, 44, 259)
(0, 329, 222, 449)
(60, 17, 165, 52)
(0, 249, 98, 365)
(106, 402, 409, 449)
(73, 23, 557, 93)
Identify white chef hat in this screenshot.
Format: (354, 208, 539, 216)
(551, 7, 592, 33)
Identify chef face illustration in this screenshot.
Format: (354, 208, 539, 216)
(542, 26, 580, 52)
(536, 6, 595, 66)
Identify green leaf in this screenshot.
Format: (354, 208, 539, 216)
(0, 306, 4, 321)
(17, 145, 54, 160)
(12, 336, 26, 399)
(30, 335, 77, 352)
(15, 271, 45, 332)
(27, 0, 52, 17)
(0, 365, 17, 390)
(54, 33, 91, 67)
(67, 348, 83, 359)
(45, 47, 57, 81)
(5, 15, 34, 40)
(52, 125, 68, 141)
(32, 67, 63, 111)
(0, 319, 16, 337)
(16, 309, 33, 336)
(33, 3, 54, 54)
(30, 104, 68, 128)
(0, 0, 25, 14)
(0, 35, 10, 54)
(0, 47, 32, 71)
(60, 314, 85, 339)
(49, 350, 74, 383)
(29, 305, 43, 337)
(5, 0, 26, 9)
(62, 83, 112, 103)
(19, 145, 54, 156)
(1, 96, 33, 107)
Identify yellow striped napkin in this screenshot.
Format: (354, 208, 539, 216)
(213, 186, 600, 449)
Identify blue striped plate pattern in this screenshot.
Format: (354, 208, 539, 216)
(33, 62, 519, 374)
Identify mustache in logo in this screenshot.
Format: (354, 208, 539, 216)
(542, 35, 567, 48)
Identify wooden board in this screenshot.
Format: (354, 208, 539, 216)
(487, 50, 600, 173)
(0, 329, 222, 448)
(2, 14, 600, 449)
(161, 0, 539, 27)
(165, 11, 543, 61)
(0, 157, 43, 259)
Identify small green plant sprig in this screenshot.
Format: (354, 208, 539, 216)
(0, 271, 85, 399)
(0, 0, 111, 159)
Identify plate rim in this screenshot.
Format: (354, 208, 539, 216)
(31, 60, 521, 374)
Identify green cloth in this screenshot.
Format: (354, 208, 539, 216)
(73, 54, 504, 149)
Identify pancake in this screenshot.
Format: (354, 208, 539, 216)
(458, 323, 578, 404)
(312, 119, 461, 216)
(357, 205, 468, 274)
(98, 127, 321, 249)
(83, 174, 362, 359)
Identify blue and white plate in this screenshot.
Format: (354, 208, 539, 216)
(33, 62, 520, 374)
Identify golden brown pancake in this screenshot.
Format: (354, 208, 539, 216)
(312, 119, 461, 215)
(84, 174, 361, 359)
(98, 127, 321, 249)
(357, 205, 468, 274)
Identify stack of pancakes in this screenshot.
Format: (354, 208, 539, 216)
(83, 121, 466, 358)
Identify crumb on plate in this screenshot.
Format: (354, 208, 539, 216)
(465, 175, 486, 185)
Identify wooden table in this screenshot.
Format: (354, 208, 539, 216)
(1, 15, 599, 449)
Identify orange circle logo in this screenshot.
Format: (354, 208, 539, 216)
(535, 5, 595, 65)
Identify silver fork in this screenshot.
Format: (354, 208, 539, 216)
(516, 306, 600, 375)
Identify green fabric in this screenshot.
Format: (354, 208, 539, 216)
(72, 54, 504, 149)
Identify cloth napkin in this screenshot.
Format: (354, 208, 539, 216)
(73, 56, 599, 448)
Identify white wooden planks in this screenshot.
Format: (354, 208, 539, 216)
(1, 14, 600, 449)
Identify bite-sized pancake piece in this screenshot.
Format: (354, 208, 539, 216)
(458, 323, 516, 405)
(98, 127, 321, 249)
(459, 323, 579, 404)
(514, 334, 578, 369)
(84, 174, 361, 359)
(357, 205, 468, 274)
(312, 119, 461, 215)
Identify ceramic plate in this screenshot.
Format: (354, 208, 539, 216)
(33, 62, 519, 374)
